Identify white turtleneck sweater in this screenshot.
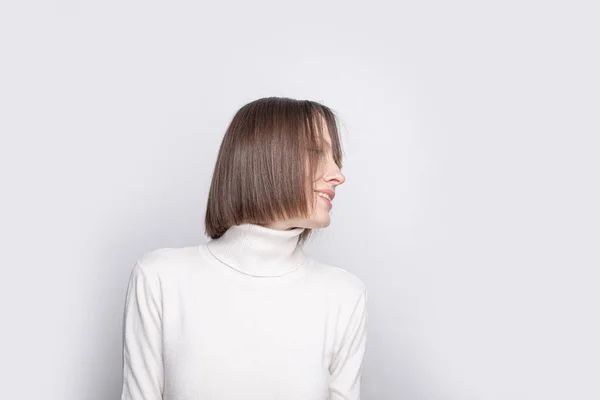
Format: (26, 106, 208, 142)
(120, 223, 368, 400)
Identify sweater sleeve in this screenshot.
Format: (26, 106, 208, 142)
(121, 261, 164, 400)
(329, 288, 368, 400)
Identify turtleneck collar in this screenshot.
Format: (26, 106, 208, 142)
(206, 223, 307, 277)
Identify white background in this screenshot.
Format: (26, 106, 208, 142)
(1, 1, 598, 399)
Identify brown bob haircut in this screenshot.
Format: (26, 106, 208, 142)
(204, 96, 345, 246)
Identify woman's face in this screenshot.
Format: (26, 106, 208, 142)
(305, 122, 345, 228)
(266, 120, 346, 231)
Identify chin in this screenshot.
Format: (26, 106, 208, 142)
(300, 202, 332, 229)
(313, 214, 331, 228)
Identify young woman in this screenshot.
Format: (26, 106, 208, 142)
(120, 97, 368, 400)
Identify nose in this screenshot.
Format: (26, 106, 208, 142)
(325, 162, 346, 187)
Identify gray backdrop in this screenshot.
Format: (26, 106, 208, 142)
(1, 1, 598, 399)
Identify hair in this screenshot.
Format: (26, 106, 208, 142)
(204, 96, 345, 246)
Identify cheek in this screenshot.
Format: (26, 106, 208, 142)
(312, 163, 325, 183)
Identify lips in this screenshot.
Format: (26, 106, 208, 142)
(314, 189, 335, 201)
(317, 194, 333, 209)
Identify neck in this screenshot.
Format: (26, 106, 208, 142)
(206, 223, 307, 277)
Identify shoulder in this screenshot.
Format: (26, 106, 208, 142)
(308, 258, 367, 302)
(135, 245, 201, 279)
(306, 259, 368, 328)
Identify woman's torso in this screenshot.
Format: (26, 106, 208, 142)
(148, 245, 357, 400)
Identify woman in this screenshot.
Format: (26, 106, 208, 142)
(120, 97, 368, 399)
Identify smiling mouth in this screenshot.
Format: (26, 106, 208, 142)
(316, 192, 332, 202)
(315, 193, 333, 208)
